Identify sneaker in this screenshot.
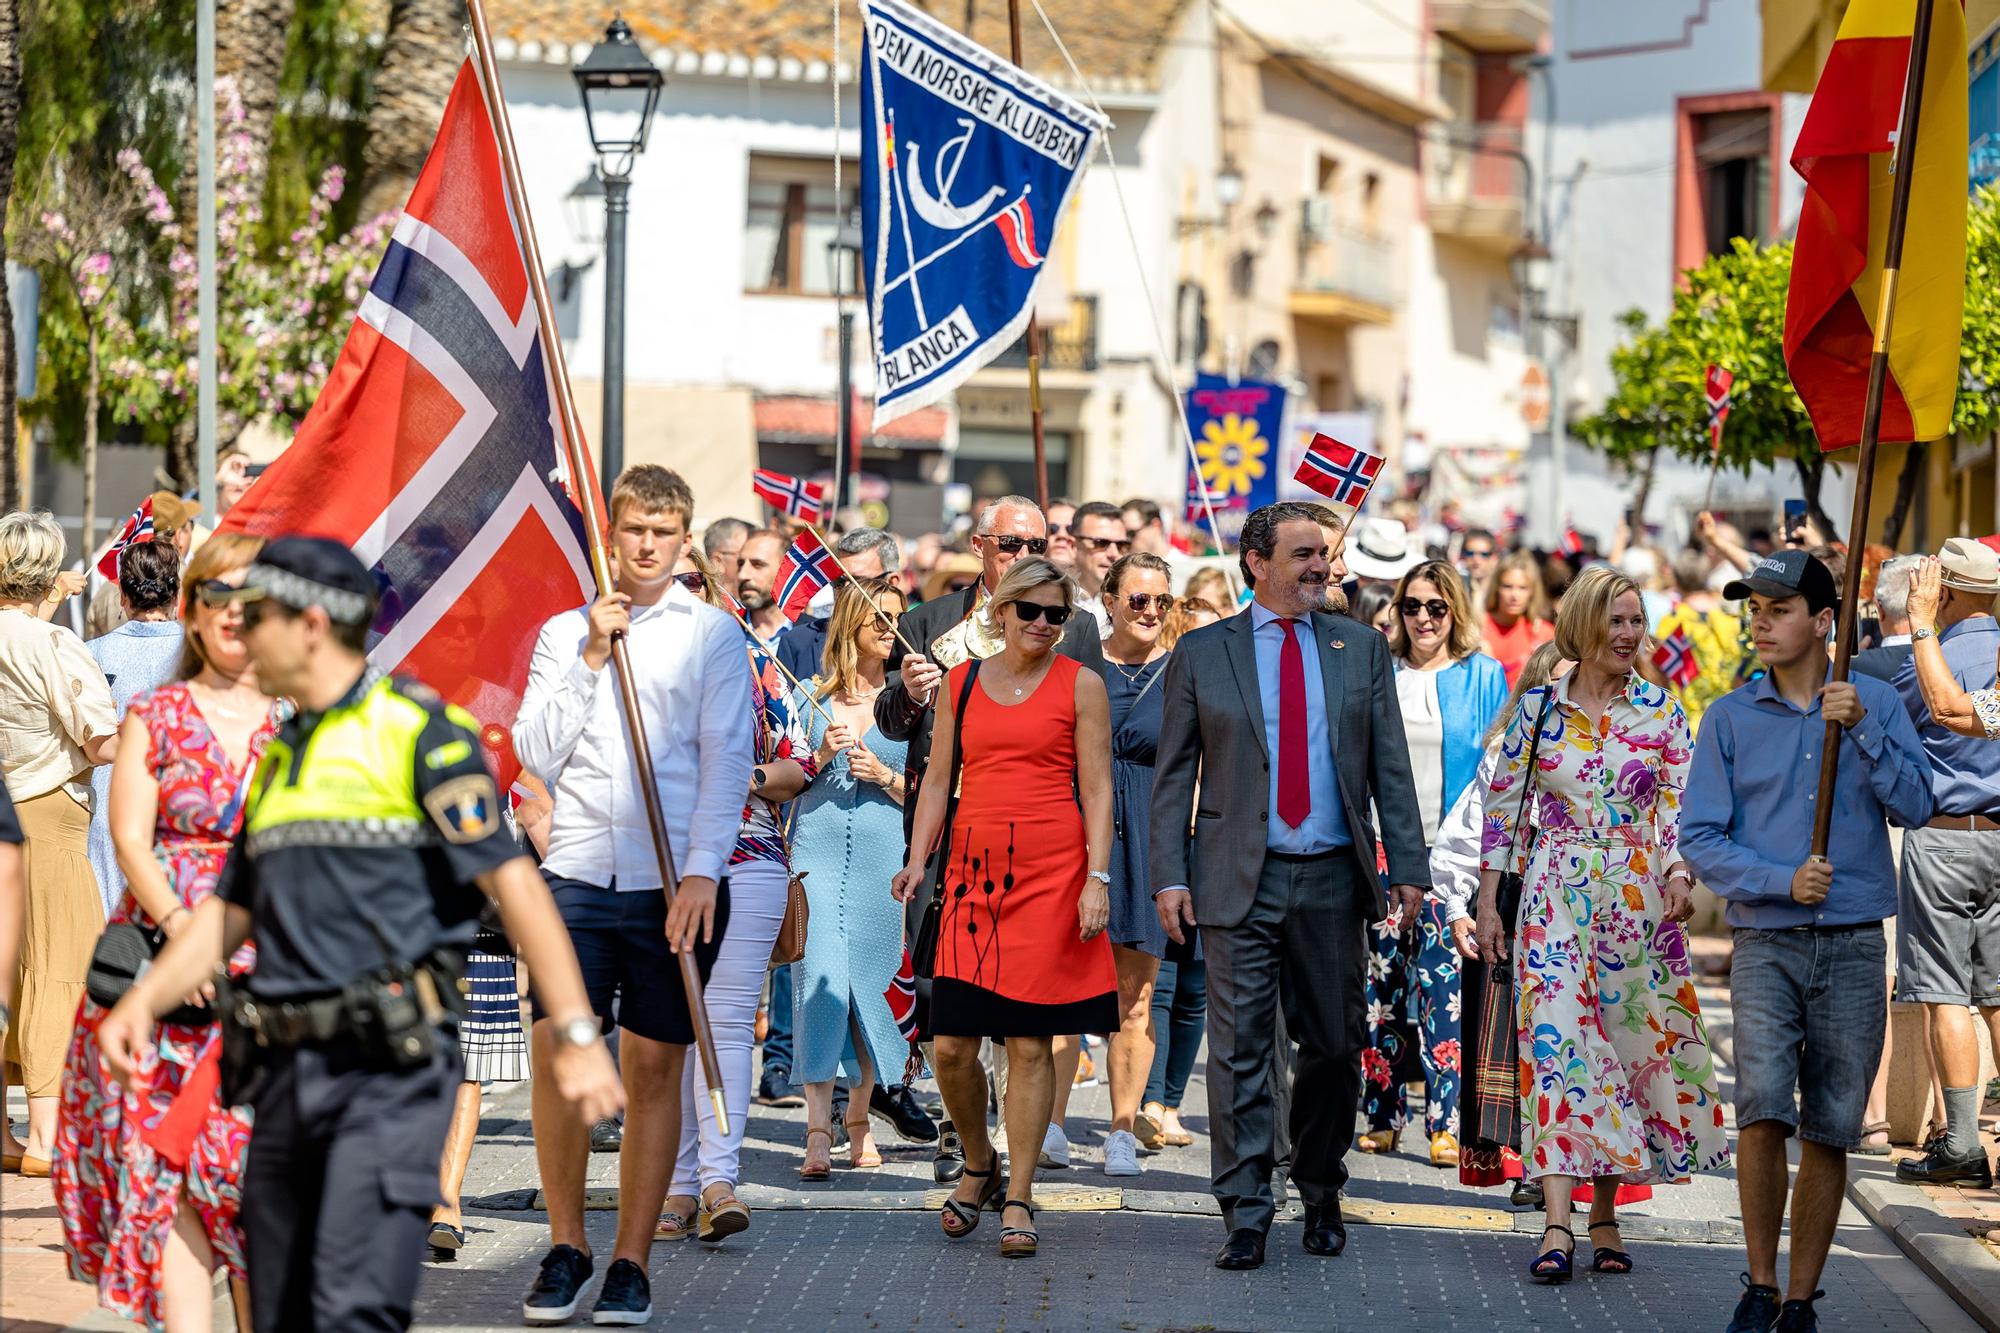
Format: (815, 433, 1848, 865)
(1103, 1129, 1142, 1177)
(522, 1244, 594, 1326)
(1894, 1138, 1994, 1187)
(589, 1118, 623, 1153)
(590, 1258, 652, 1326)
(1772, 1292, 1824, 1332)
(1725, 1273, 1782, 1333)
(1040, 1122, 1072, 1170)
(756, 1066, 804, 1108)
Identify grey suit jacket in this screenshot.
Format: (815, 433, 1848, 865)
(1147, 606, 1428, 926)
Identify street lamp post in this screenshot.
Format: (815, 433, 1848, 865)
(828, 215, 863, 516)
(574, 17, 665, 492)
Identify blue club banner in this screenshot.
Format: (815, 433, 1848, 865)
(860, 0, 1106, 425)
(1187, 373, 1288, 517)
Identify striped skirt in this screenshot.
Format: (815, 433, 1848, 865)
(462, 927, 528, 1084)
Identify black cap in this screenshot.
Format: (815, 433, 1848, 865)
(1722, 549, 1839, 615)
(223, 536, 377, 627)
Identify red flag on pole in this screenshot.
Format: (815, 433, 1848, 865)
(1292, 433, 1384, 517)
(1652, 629, 1700, 687)
(774, 529, 844, 620)
(753, 469, 827, 524)
(98, 497, 156, 578)
(1704, 365, 1734, 456)
(219, 63, 594, 785)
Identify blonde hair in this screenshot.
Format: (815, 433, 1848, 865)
(1554, 565, 1643, 664)
(1484, 641, 1567, 749)
(1182, 566, 1230, 613)
(815, 577, 904, 701)
(986, 556, 1073, 626)
(1388, 560, 1482, 664)
(177, 533, 265, 679)
(0, 510, 65, 602)
(677, 543, 723, 607)
(1485, 550, 1551, 623)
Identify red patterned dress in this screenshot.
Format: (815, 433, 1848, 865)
(53, 683, 278, 1331)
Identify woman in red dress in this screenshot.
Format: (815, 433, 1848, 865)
(53, 535, 279, 1333)
(893, 557, 1116, 1260)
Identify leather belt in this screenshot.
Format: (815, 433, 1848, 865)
(1925, 814, 2000, 832)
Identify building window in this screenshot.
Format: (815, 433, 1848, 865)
(743, 154, 860, 296)
(1693, 107, 1771, 255)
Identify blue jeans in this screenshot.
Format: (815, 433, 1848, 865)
(764, 963, 794, 1076)
(1145, 957, 1207, 1108)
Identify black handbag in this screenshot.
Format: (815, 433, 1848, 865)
(912, 661, 982, 979)
(85, 919, 216, 1028)
(1493, 685, 1558, 928)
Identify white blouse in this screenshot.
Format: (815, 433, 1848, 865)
(1394, 665, 1446, 843)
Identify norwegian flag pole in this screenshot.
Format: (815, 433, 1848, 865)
(1700, 364, 1735, 515)
(463, 0, 728, 1136)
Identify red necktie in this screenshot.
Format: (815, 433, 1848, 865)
(1277, 618, 1312, 829)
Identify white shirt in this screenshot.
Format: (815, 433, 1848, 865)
(1431, 746, 1501, 925)
(1077, 592, 1112, 638)
(1394, 666, 1445, 843)
(515, 584, 756, 888)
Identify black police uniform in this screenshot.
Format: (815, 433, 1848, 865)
(219, 668, 518, 1332)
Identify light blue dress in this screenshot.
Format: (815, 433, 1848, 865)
(85, 620, 184, 914)
(788, 689, 910, 1085)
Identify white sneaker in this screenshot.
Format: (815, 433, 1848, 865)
(1103, 1129, 1142, 1177)
(1040, 1121, 1072, 1169)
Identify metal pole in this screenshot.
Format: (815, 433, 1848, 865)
(1809, 0, 1939, 859)
(835, 308, 854, 516)
(1006, 0, 1050, 510)
(196, 0, 216, 515)
(600, 171, 629, 492)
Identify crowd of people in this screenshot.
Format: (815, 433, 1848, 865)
(1, 466, 1997, 1333)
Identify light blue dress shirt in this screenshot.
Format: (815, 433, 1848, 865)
(1249, 601, 1348, 853)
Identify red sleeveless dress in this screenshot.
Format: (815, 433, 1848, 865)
(931, 655, 1118, 1037)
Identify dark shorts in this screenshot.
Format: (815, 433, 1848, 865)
(531, 874, 731, 1046)
(1729, 924, 1887, 1149)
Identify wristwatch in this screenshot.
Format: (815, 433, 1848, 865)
(1913, 627, 1938, 641)
(752, 766, 769, 791)
(554, 1015, 601, 1049)
(1087, 870, 1111, 886)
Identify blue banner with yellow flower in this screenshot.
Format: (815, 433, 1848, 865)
(1186, 374, 1285, 542)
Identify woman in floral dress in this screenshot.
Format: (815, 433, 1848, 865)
(1475, 566, 1729, 1285)
(54, 535, 279, 1333)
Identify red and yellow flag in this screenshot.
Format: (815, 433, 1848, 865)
(1783, 0, 1966, 450)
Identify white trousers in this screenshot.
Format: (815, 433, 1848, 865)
(674, 858, 789, 1194)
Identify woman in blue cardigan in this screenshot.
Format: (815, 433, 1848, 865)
(1356, 559, 1509, 1168)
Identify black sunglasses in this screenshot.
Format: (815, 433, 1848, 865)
(674, 571, 707, 594)
(1010, 601, 1073, 626)
(990, 535, 1049, 556)
(1463, 546, 1496, 560)
(1048, 522, 1074, 537)
(1080, 535, 1132, 554)
(1122, 593, 1174, 614)
(239, 598, 281, 629)
(195, 578, 242, 609)
(1399, 598, 1452, 620)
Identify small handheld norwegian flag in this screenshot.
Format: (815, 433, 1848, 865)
(1653, 629, 1700, 687)
(97, 498, 156, 578)
(1559, 527, 1587, 558)
(753, 469, 827, 525)
(774, 528, 844, 620)
(1705, 365, 1735, 456)
(1293, 433, 1384, 516)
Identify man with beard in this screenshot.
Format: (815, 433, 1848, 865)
(736, 529, 791, 646)
(1150, 501, 1426, 1270)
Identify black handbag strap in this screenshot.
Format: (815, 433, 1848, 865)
(1503, 685, 1558, 867)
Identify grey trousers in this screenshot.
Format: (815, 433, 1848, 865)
(1201, 853, 1370, 1235)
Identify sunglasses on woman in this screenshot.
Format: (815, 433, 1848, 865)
(196, 579, 242, 609)
(989, 535, 1049, 556)
(674, 571, 707, 594)
(1122, 593, 1174, 614)
(1010, 601, 1073, 626)
(1399, 597, 1451, 620)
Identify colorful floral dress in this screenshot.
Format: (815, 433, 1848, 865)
(1478, 672, 1729, 1185)
(53, 683, 279, 1331)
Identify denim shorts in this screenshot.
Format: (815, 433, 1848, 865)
(1729, 924, 1887, 1149)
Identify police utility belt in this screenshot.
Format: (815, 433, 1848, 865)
(221, 948, 468, 1092)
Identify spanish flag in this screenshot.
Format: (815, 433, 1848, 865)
(1783, 0, 1966, 450)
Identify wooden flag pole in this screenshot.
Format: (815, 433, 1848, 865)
(464, 0, 729, 1137)
(1808, 0, 1937, 860)
(1006, 0, 1051, 512)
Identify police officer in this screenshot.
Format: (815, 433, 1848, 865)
(97, 537, 622, 1333)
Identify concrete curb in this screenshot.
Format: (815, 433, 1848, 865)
(1850, 1174, 2000, 1333)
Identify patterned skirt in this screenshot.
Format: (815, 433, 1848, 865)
(462, 926, 528, 1084)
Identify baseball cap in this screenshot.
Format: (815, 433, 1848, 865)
(1722, 548, 1839, 615)
(221, 536, 378, 627)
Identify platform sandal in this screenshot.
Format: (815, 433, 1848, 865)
(1588, 1221, 1632, 1274)
(940, 1157, 1004, 1239)
(998, 1199, 1039, 1258)
(1528, 1223, 1573, 1284)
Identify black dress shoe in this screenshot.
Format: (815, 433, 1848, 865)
(933, 1122, 965, 1184)
(1895, 1139, 1994, 1187)
(871, 1084, 941, 1143)
(1301, 1202, 1346, 1256)
(1214, 1228, 1266, 1270)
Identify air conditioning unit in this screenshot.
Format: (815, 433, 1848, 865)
(1300, 197, 1335, 243)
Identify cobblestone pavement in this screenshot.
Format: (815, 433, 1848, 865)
(8, 981, 1992, 1331)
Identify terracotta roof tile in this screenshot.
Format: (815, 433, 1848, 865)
(484, 0, 1182, 90)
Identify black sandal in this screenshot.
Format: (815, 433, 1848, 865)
(999, 1199, 1039, 1258)
(1528, 1224, 1574, 1284)
(939, 1158, 1004, 1239)
(1589, 1221, 1632, 1274)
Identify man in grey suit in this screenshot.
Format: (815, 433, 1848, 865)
(1150, 501, 1428, 1270)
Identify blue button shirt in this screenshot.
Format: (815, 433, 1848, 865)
(1680, 669, 1933, 928)
(1249, 601, 1349, 853)
(1894, 616, 2000, 816)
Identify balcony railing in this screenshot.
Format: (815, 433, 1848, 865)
(990, 294, 1099, 371)
(1427, 125, 1530, 252)
(1290, 228, 1400, 324)
(1431, 0, 1550, 53)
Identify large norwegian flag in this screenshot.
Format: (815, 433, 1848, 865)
(221, 62, 593, 785)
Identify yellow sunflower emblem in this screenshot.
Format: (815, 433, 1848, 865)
(1196, 413, 1270, 500)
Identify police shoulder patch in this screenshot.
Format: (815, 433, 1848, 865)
(388, 675, 443, 708)
(423, 774, 499, 844)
